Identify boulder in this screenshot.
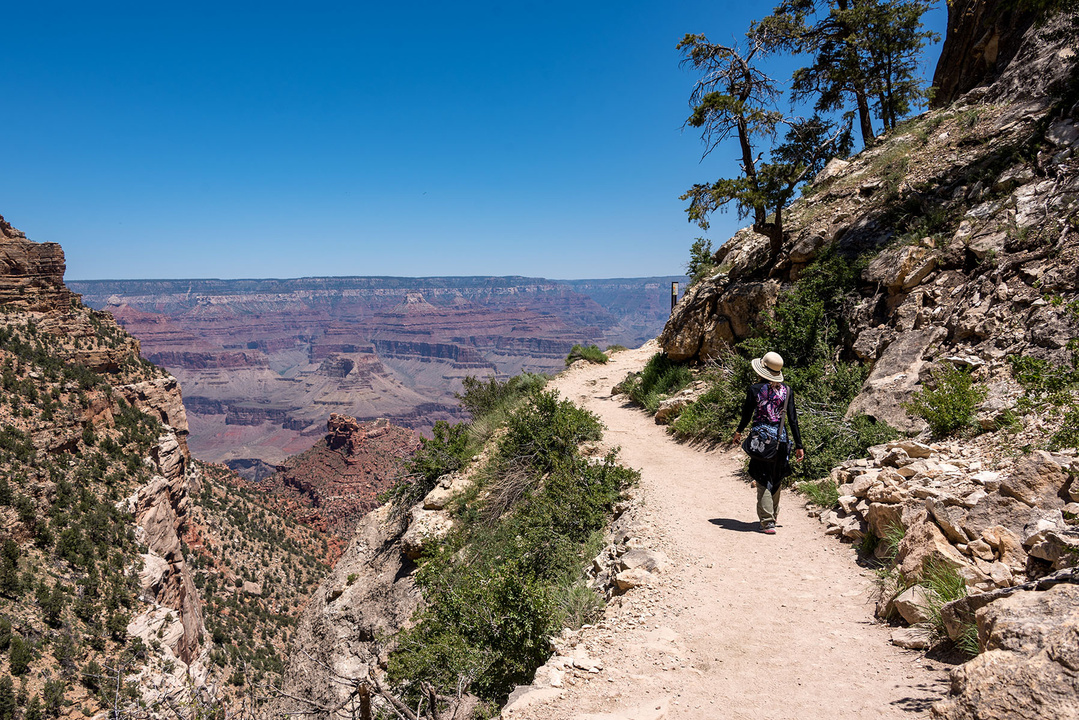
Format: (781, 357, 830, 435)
(894, 585, 934, 625)
(864, 246, 937, 291)
(896, 519, 971, 580)
(400, 508, 454, 560)
(617, 549, 669, 574)
(927, 498, 972, 544)
(998, 452, 1068, 509)
(615, 567, 655, 592)
(654, 396, 690, 424)
(891, 626, 932, 649)
(846, 327, 947, 432)
(931, 584, 1079, 720)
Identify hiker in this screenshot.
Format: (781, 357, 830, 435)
(731, 351, 804, 534)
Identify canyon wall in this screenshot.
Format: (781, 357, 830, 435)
(70, 275, 682, 466)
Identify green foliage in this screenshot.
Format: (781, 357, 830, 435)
(620, 353, 694, 413)
(918, 557, 974, 653)
(904, 364, 988, 438)
(382, 421, 473, 514)
(798, 477, 839, 508)
(1007, 350, 1079, 450)
(0, 675, 14, 720)
(456, 374, 547, 420)
(565, 345, 608, 367)
(8, 636, 31, 675)
(686, 238, 716, 286)
(388, 390, 637, 704)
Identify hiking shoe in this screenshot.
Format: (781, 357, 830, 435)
(763, 523, 776, 534)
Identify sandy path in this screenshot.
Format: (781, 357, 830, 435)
(519, 343, 949, 720)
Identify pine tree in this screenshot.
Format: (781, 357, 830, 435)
(678, 33, 850, 260)
(0, 675, 13, 720)
(755, 0, 936, 147)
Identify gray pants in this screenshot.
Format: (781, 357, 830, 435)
(756, 483, 781, 527)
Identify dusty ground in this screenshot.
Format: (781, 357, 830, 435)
(512, 343, 950, 720)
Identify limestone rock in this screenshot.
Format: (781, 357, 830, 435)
(617, 549, 669, 574)
(932, 584, 1079, 720)
(400, 507, 454, 560)
(894, 585, 934, 625)
(846, 327, 946, 432)
(896, 518, 971, 580)
(998, 452, 1068, 509)
(891, 626, 932, 650)
(615, 567, 655, 592)
(423, 472, 472, 510)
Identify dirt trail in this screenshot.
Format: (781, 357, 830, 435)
(517, 343, 950, 720)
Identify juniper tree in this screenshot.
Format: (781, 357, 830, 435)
(678, 33, 850, 261)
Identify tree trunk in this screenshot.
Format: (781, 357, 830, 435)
(855, 85, 875, 146)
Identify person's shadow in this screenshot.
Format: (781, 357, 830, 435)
(709, 518, 761, 532)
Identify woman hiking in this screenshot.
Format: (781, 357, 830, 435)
(731, 352, 804, 534)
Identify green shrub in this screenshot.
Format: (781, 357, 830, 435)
(621, 353, 694, 414)
(565, 345, 608, 366)
(686, 237, 716, 286)
(904, 364, 987, 438)
(382, 421, 473, 513)
(8, 637, 31, 675)
(388, 390, 637, 704)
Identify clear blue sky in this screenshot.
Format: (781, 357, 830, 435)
(2, 1, 946, 281)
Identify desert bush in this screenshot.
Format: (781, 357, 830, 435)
(621, 352, 694, 413)
(905, 364, 987, 437)
(388, 390, 637, 704)
(565, 344, 608, 366)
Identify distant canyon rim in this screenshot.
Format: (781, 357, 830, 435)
(70, 275, 682, 471)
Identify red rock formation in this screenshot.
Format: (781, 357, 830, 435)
(262, 415, 421, 540)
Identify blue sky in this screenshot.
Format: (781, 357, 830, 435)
(2, 1, 946, 281)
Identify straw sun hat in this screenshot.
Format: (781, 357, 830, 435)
(751, 351, 785, 383)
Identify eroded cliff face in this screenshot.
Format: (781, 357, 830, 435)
(260, 414, 422, 541)
(0, 215, 209, 712)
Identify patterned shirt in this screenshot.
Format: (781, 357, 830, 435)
(753, 383, 789, 424)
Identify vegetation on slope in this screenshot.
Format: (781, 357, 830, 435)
(0, 317, 164, 718)
(185, 463, 332, 712)
(383, 378, 638, 711)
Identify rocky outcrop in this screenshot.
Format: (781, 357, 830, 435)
(0, 214, 75, 312)
(932, 581, 1079, 720)
(931, 0, 1038, 108)
(129, 431, 204, 665)
(261, 415, 421, 539)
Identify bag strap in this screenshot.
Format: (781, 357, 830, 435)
(778, 385, 790, 443)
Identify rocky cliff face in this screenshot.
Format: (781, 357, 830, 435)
(0, 215, 209, 715)
(661, 18, 1079, 431)
(68, 276, 682, 466)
